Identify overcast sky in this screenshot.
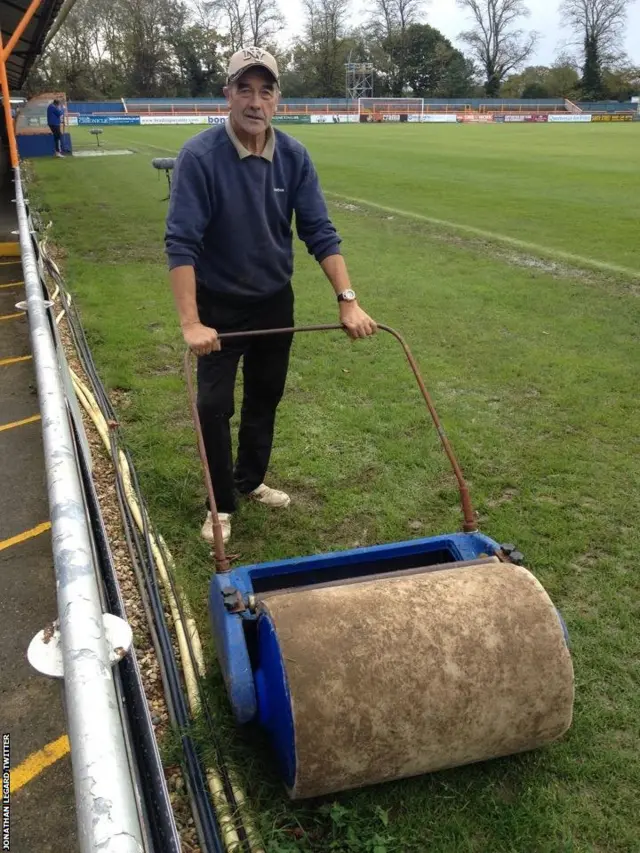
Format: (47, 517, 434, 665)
(282, 0, 640, 67)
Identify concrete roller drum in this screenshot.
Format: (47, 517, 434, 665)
(256, 559, 574, 799)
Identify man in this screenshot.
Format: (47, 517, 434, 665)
(165, 47, 376, 546)
(47, 98, 65, 158)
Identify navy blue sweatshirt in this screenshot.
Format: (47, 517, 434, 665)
(47, 104, 64, 127)
(164, 123, 342, 300)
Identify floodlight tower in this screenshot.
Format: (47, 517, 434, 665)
(345, 57, 374, 117)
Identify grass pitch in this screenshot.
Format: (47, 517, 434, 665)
(32, 123, 640, 852)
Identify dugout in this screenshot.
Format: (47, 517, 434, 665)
(15, 91, 73, 158)
(0, 0, 71, 160)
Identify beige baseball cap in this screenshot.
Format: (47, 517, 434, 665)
(227, 47, 279, 85)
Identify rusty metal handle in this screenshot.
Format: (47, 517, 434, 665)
(184, 323, 477, 573)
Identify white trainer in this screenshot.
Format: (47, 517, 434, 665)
(248, 483, 291, 508)
(201, 511, 231, 545)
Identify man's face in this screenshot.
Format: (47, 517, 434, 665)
(224, 69, 279, 136)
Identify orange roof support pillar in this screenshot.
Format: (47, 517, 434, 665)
(0, 32, 19, 168)
(0, 0, 45, 168)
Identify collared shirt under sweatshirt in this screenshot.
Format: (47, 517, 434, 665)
(164, 121, 342, 301)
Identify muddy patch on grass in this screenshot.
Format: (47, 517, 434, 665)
(332, 463, 383, 491)
(110, 388, 132, 409)
(282, 479, 326, 511)
(569, 550, 604, 573)
(333, 512, 381, 550)
(149, 363, 181, 376)
(334, 201, 363, 213)
(328, 198, 640, 293)
(485, 487, 519, 508)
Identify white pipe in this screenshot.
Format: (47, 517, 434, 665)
(42, 0, 81, 51)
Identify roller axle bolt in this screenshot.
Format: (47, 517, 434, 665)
(500, 544, 524, 565)
(222, 586, 246, 613)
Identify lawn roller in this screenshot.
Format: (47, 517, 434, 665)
(184, 324, 574, 800)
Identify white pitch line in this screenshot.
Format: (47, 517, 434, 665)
(326, 191, 640, 280)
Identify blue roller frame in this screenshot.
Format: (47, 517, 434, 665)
(208, 530, 502, 724)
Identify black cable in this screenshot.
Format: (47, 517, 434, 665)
(124, 446, 250, 848)
(109, 430, 225, 853)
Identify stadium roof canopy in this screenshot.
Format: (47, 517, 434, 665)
(1, 0, 65, 90)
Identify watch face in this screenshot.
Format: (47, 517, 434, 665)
(342, 289, 356, 301)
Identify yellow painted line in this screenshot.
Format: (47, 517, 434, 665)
(10, 735, 70, 794)
(0, 354, 31, 367)
(0, 280, 23, 288)
(0, 311, 23, 321)
(0, 413, 41, 432)
(0, 242, 20, 256)
(0, 521, 51, 552)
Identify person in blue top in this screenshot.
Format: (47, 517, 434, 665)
(47, 99, 65, 157)
(165, 47, 377, 546)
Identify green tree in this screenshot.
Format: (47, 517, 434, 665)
(246, 0, 285, 46)
(27, 0, 226, 99)
(26, 0, 126, 98)
(521, 80, 550, 98)
(603, 64, 640, 100)
(559, 0, 632, 99)
(115, 0, 179, 97)
(211, 0, 248, 54)
(367, 0, 425, 96)
(168, 24, 225, 96)
(502, 65, 549, 97)
(501, 62, 581, 99)
(403, 25, 476, 97)
(581, 33, 605, 99)
(546, 60, 580, 97)
(293, 0, 353, 97)
(457, 0, 538, 96)
(559, 0, 630, 69)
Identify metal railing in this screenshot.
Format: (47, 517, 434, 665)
(15, 167, 144, 853)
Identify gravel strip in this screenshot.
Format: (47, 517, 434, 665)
(56, 308, 202, 853)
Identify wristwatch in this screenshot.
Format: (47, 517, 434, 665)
(337, 289, 357, 303)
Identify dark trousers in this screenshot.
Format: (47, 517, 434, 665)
(196, 284, 294, 514)
(49, 125, 62, 152)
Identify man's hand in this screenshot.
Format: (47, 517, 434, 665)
(182, 321, 221, 356)
(340, 302, 377, 339)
